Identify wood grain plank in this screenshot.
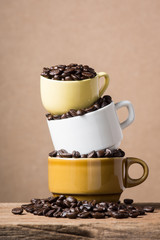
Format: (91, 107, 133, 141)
(0, 203, 160, 240)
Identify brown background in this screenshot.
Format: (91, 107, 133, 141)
(0, 0, 160, 202)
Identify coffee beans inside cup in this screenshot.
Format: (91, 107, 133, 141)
(46, 95, 112, 120)
(41, 63, 97, 81)
(49, 148, 125, 158)
(11, 195, 155, 219)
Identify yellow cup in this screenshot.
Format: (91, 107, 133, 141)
(48, 156, 149, 202)
(40, 72, 109, 114)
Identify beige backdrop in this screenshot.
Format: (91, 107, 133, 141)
(0, 0, 160, 202)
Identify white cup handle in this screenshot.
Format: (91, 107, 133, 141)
(115, 100, 135, 129)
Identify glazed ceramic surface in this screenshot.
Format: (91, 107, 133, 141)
(40, 72, 109, 114)
(48, 156, 149, 202)
(47, 101, 135, 154)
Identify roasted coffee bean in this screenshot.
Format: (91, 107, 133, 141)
(58, 149, 68, 154)
(41, 72, 49, 77)
(61, 113, 68, 119)
(124, 199, 133, 205)
(85, 105, 96, 113)
(103, 95, 112, 104)
(143, 206, 155, 213)
(96, 149, 105, 158)
(53, 114, 61, 120)
(72, 151, 81, 158)
(49, 150, 57, 157)
(129, 211, 139, 218)
(53, 74, 61, 80)
(43, 207, 50, 215)
(48, 196, 59, 203)
(46, 113, 53, 120)
(66, 212, 78, 219)
(105, 149, 112, 157)
(63, 199, 71, 208)
(76, 109, 86, 116)
(49, 69, 61, 76)
(12, 207, 23, 215)
(59, 152, 72, 158)
(77, 201, 82, 207)
(66, 196, 77, 203)
(21, 204, 33, 210)
(66, 112, 72, 118)
(136, 207, 145, 215)
(58, 195, 66, 200)
(25, 206, 34, 213)
(92, 212, 105, 219)
(88, 151, 97, 158)
(69, 109, 77, 117)
(81, 154, 88, 158)
(82, 71, 94, 78)
(65, 76, 73, 81)
(93, 103, 100, 109)
(45, 209, 55, 217)
(101, 101, 108, 108)
(78, 212, 91, 218)
(118, 149, 125, 157)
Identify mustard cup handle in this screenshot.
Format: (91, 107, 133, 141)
(124, 157, 149, 188)
(97, 72, 110, 97)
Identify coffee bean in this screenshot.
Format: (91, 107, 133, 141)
(72, 151, 81, 158)
(92, 212, 105, 219)
(41, 72, 49, 78)
(66, 196, 77, 203)
(58, 195, 66, 200)
(103, 95, 112, 104)
(45, 209, 55, 217)
(96, 149, 105, 158)
(63, 199, 71, 208)
(76, 109, 86, 116)
(43, 207, 50, 215)
(48, 196, 59, 203)
(94, 103, 100, 109)
(69, 109, 77, 117)
(53, 114, 61, 120)
(143, 206, 155, 213)
(59, 153, 72, 158)
(124, 199, 133, 205)
(49, 69, 61, 76)
(85, 105, 96, 113)
(12, 208, 23, 215)
(46, 113, 53, 120)
(82, 71, 94, 78)
(129, 211, 139, 218)
(49, 150, 57, 157)
(88, 151, 97, 158)
(65, 76, 73, 81)
(105, 149, 112, 157)
(61, 113, 68, 119)
(66, 212, 78, 219)
(81, 154, 88, 158)
(58, 149, 68, 154)
(78, 212, 91, 218)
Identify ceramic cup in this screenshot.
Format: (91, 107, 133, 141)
(40, 72, 109, 114)
(48, 156, 149, 202)
(47, 101, 135, 154)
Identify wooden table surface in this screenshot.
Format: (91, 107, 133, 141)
(0, 203, 160, 240)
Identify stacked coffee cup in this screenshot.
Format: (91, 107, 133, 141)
(40, 63, 149, 202)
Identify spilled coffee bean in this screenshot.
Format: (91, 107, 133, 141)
(12, 208, 23, 215)
(41, 63, 96, 81)
(49, 148, 125, 159)
(11, 196, 155, 219)
(46, 95, 112, 121)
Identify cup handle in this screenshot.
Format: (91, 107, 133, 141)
(124, 157, 149, 188)
(97, 72, 110, 97)
(115, 100, 135, 129)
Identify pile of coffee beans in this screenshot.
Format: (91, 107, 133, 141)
(46, 95, 112, 120)
(49, 148, 125, 158)
(11, 196, 155, 219)
(41, 63, 96, 81)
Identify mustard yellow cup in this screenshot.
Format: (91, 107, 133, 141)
(40, 72, 109, 115)
(48, 156, 149, 202)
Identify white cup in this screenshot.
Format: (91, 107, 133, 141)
(47, 101, 135, 154)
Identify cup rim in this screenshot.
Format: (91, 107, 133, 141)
(41, 74, 98, 83)
(48, 156, 124, 161)
(46, 101, 114, 122)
